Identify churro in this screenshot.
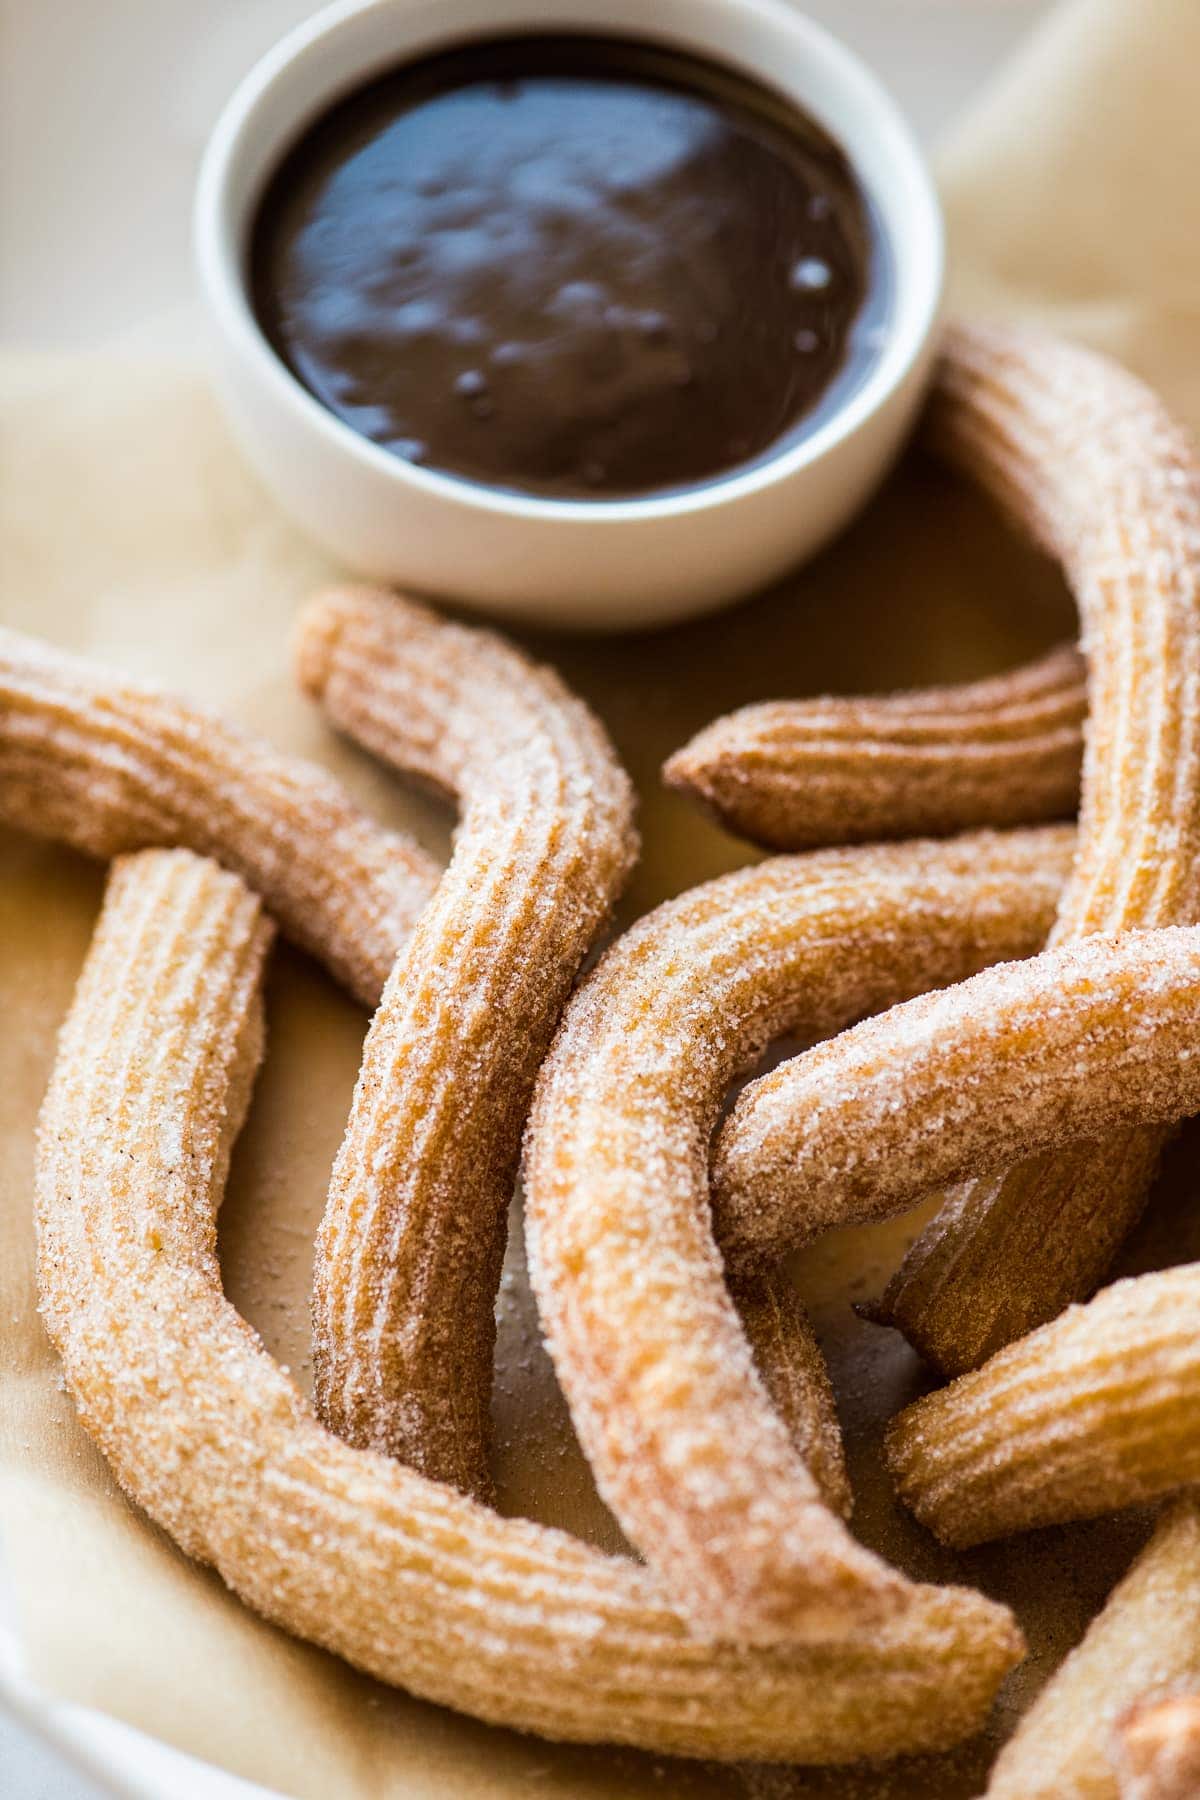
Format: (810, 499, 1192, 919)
(734, 1274, 850, 1518)
(983, 1502, 1200, 1799)
(35, 847, 1023, 1764)
(300, 588, 638, 1496)
(867, 321, 1200, 1376)
(711, 926, 1200, 1272)
(665, 642, 1085, 851)
(524, 826, 1070, 1643)
(886, 1265, 1200, 1546)
(1113, 1694, 1200, 1800)
(0, 617, 844, 1518)
(0, 624, 437, 1008)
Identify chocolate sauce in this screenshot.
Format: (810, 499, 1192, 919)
(251, 35, 886, 500)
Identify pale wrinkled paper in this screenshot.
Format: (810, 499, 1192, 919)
(3, 2, 1200, 1794)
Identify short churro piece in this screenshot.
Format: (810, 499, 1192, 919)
(712, 926, 1200, 1273)
(1112, 1694, 1200, 1800)
(301, 589, 637, 1497)
(0, 624, 437, 1007)
(886, 1265, 1200, 1547)
(524, 827, 1070, 1644)
(665, 642, 1085, 851)
(36, 848, 1023, 1764)
(983, 1503, 1200, 1799)
(873, 321, 1200, 1376)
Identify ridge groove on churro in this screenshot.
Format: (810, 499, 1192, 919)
(864, 320, 1200, 1374)
(886, 1263, 1200, 1545)
(301, 588, 638, 1496)
(733, 1274, 850, 1519)
(34, 847, 1024, 1765)
(0, 625, 437, 1006)
(711, 925, 1200, 1272)
(524, 826, 1071, 1644)
(981, 1502, 1200, 1798)
(665, 641, 1085, 850)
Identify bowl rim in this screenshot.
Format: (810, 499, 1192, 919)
(193, 0, 944, 527)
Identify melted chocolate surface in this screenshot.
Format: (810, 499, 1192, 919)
(251, 35, 887, 499)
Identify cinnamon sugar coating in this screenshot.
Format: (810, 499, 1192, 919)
(524, 826, 1069, 1644)
(869, 320, 1200, 1375)
(299, 588, 638, 1496)
(669, 319, 1200, 1375)
(712, 926, 1200, 1272)
(887, 1266, 1200, 1546)
(1113, 1693, 1200, 1800)
(0, 617, 843, 1515)
(981, 1503, 1200, 1798)
(0, 624, 438, 1006)
(665, 642, 1085, 851)
(734, 1273, 850, 1519)
(34, 848, 1023, 1764)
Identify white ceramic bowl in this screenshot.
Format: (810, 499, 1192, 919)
(194, 0, 943, 630)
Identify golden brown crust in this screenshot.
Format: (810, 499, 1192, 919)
(871, 321, 1200, 1375)
(668, 320, 1200, 1374)
(0, 624, 438, 1007)
(0, 618, 846, 1527)
(1112, 1693, 1200, 1800)
(523, 826, 1068, 1643)
(300, 588, 639, 1496)
(711, 926, 1200, 1274)
(886, 1268, 1200, 1546)
(664, 642, 1085, 851)
(35, 847, 1024, 1765)
(981, 1503, 1200, 1798)
(733, 1275, 850, 1519)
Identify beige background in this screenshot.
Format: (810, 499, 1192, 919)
(3, 0, 1200, 1795)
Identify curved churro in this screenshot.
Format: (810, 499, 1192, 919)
(665, 642, 1085, 851)
(0, 624, 438, 1007)
(867, 321, 1200, 1376)
(711, 926, 1200, 1273)
(886, 1265, 1200, 1547)
(0, 621, 844, 1517)
(300, 588, 638, 1496)
(1113, 1694, 1200, 1800)
(523, 826, 1071, 1644)
(35, 847, 1024, 1764)
(983, 1502, 1200, 1799)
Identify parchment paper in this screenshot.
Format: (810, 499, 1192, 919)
(4, 1, 1200, 1794)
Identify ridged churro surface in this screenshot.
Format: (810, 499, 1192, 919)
(34, 847, 1023, 1765)
(733, 1274, 850, 1519)
(2, 616, 847, 1520)
(983, 1503, 1200, 1799)
(665, 641, 1085, 850)
(1113, 1693, 1200, 1800)
(887, 1266, 1200, 1546)
(872, 320, 1200, 1374)
(712, 926, 1200, 1272)
(301, 588, 638, 1496)
(524, 827, 1070, 1643)
(0, 624, 437, 1007)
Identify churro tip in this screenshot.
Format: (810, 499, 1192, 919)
(293, 586, 366, 700)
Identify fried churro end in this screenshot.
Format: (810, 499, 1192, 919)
(293, 586, 361, 702)
(1112, 1694, 1200, 1800)
(983, 1503, 1200, 1798)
